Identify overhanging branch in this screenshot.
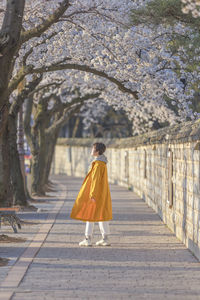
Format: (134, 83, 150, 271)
(31, 63, 138, 99)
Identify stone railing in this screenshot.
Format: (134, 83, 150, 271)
(52, 119, 200, 260)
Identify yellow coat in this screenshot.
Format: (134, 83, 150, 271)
(70, 160, 112, 222)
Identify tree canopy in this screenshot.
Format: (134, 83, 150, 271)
(1, 0, 199, 136)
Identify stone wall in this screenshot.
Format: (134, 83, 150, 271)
(52, 119, 200, 260)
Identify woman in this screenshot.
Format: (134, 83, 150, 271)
(70, 142, 112, 246)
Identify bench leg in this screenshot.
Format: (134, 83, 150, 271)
(13, 216, 21, 230)
(10, 216, 18, 233)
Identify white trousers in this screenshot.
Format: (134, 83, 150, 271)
(85, 221, 110, 237)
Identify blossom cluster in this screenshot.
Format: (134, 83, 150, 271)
(181, 0, 200, 17)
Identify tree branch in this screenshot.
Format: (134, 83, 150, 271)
(0, 0, 25, 107)
(9, 75, 43, 118)
(29, 80, 64, 98)
(31, 63, 138, 99)
(8, 64, 34, 95)
(46, 92, 100, 135)
(0, 0, 25, 52)
(20, 0, 70, 45)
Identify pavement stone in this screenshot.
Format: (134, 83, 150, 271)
(0, 175, 200, 300)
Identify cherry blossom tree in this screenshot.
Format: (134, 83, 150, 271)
(14, 0, 199, 134)
(0, 0, 70, 205)
(9, 75, 43, 205)
(130, 0, 200, 121)
(2, 0, 199, 137)
(0, 0, 25, 206)
(23, 78, 101, 195)
(2, 0, 199, 133)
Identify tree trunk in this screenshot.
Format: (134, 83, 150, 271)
(17, 106, 31, 200)
(0, 1, 25, 206)
(31, 123, 47, 195)
(30, 128, 59, 195)
(31, 153, 43, 196)
(0, 0, 25, 109)
(8, 114, 28, 206)
(0, 137, 3, 202)
(72, 117, 80, 138)
(44, 129, 60, 187)
(0, 124, 13, 207)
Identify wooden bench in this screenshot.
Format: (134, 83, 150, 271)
(0, 208, 21, 233)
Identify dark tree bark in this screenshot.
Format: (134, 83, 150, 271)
(31, 123, 48, 195)
(0, 124, 13, 207)
(23, 96, 46, 195)
(6, 76, 43, 205)
(43, 129, 60, 189)
(0, 0, 25, 206)
(72, 117, 80, 138)
(8, 114, 27, 206)
(0, 0, 25, 107)
(24, 99, 60, 196)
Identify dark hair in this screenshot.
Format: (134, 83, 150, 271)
(93, 142, 106, 155)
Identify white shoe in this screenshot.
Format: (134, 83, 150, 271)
(96, 237, 111, 246)
(79, 237, 92, 247)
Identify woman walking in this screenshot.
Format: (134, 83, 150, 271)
(70, 142, 112, 246)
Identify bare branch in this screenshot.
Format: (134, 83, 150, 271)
(30, 80, 64, 98)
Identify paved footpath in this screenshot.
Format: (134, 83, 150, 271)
(0, 175, 200, 300)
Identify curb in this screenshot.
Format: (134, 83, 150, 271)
(0, 186, 66, 300)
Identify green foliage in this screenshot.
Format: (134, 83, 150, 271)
(130, 0, 200, 70)
(131, 0, 200, 28)
(190, 94, 200, 113)
(130, 0, 200, 115)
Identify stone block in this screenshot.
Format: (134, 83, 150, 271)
(194, 195, 200, 210)
(187, 192, 194, 208)
(193, 150, 200, 161)
(193, 162, 200, 178)
(175, 200, 184, 214)
(185, 220, 194, 239)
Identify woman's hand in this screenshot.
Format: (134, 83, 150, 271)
(90, 197, 96, 203)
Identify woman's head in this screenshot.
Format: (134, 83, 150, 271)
(91, 142, 106, 156)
